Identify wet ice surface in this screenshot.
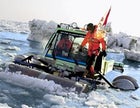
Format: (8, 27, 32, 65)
(0, 32, 140, 108)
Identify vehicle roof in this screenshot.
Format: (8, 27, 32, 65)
(56, 27, 86, 37)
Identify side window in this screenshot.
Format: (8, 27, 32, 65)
(46, 33, 59, 56)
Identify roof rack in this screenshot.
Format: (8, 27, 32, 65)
(57, 22, 80, 30)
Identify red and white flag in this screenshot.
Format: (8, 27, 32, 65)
(99, 6, 111, 27)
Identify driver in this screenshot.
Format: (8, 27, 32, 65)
(55, 34, 72, 57)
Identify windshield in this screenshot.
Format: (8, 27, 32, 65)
(45, 31, 88, 65)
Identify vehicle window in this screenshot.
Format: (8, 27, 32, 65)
(47, 33, 59, 55)
(70, 37, 88, 63)
(45, 31, 88, 64)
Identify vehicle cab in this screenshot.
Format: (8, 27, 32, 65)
(43, 23, 88, 73)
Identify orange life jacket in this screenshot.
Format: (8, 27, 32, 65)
(81, 30, 106, 56)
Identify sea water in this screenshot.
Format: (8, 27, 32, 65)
(0, 32, 140, 108)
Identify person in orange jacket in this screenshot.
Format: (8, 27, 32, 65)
(79, 23, 107, 78)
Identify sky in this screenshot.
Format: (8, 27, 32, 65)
(0, 0, 140, 37)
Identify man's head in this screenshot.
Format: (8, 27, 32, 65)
(86, 23, 94, 32)
(87, 23, 98, 33)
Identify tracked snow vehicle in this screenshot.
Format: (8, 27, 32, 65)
(8, 23, 139, 93)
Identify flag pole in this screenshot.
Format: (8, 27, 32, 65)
(98, 6, 111, 28)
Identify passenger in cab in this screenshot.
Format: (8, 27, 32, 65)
(55, 34, 72, 57)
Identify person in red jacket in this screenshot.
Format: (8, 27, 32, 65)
(79, 23, 106, 78)
(55, 34, 72, 57)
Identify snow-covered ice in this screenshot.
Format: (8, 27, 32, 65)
(0, 20, 29, 34)
(0, 70, 140, 108)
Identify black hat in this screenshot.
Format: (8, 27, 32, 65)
(87, 23, 94, 31)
